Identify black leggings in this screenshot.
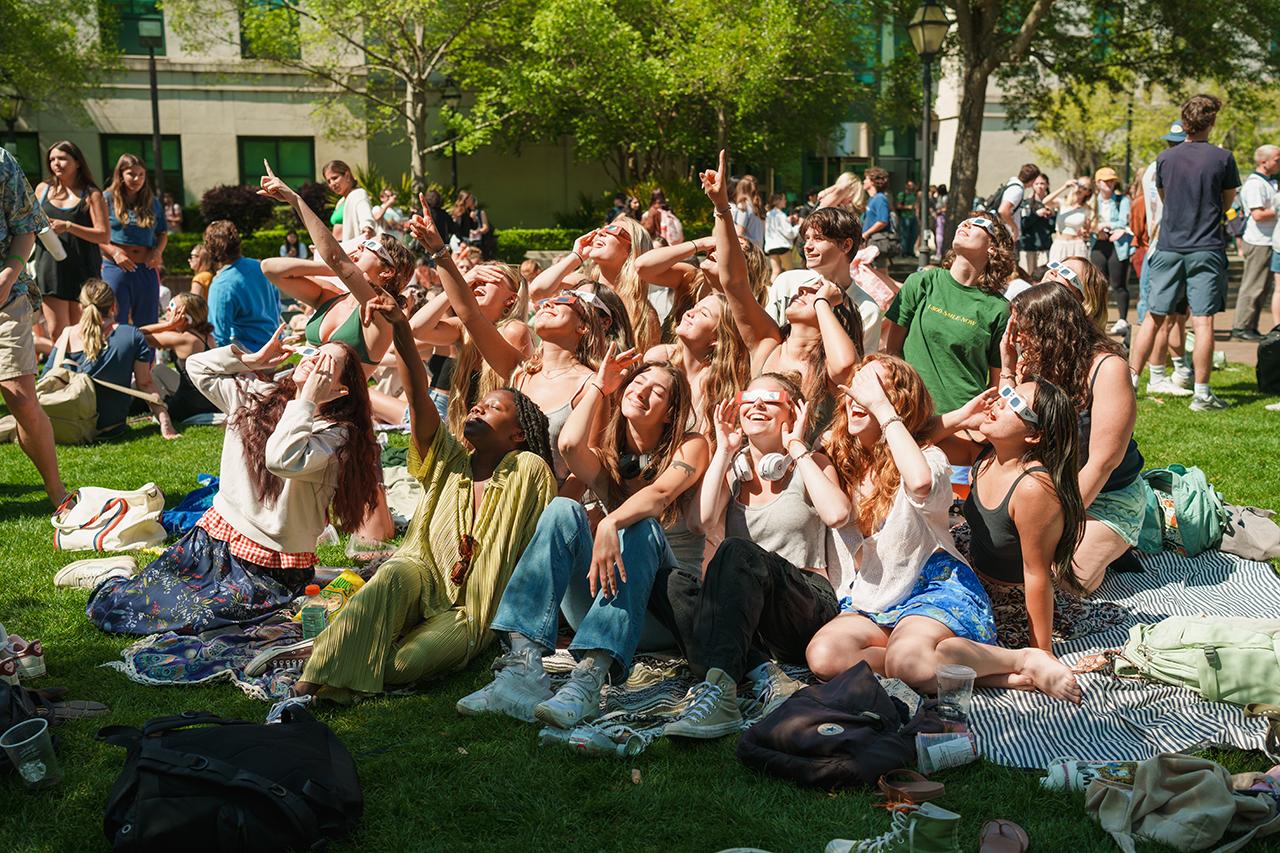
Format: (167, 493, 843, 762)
(1091, 240, 1131, 320)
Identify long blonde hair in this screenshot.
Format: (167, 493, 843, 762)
(106, 154, 155, 230)
(824, 354, 935, 532)
(446, 263, 531, 437)
(603, 217, 656, 351)
(669, 295, 749, 442)
(78, 279, 117, 363)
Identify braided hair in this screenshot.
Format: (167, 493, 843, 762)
(502, 386, 554, 473)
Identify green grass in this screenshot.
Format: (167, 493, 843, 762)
(2, 367, 1280, 853)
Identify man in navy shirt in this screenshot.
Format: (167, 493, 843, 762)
(1128, 94, 1240, 411)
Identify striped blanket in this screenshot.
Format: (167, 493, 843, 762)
(970, 549, 1280, 769)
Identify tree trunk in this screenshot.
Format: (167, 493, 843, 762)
(944, 63, 991, 248)
(407, 80, 428, 194)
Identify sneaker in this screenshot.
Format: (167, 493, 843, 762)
(664, 668, 743, 739)
(265, 693, 313, 725)
(1110, 318, 1129, 335)
(0, 655, 17, 687)
(1266, 402, 1280, 411)
(1232, 328, 1264, 342)
(5, 636, 45, 679)
(456, 649, 552, 722)
(753, 663, 806, 717)
(1189, 393, 1229, 411)
(826, 803, 963, 853)
(1146, 379, 1193, 396)
(534, 658, 606, 729)
(1169, 370, 1194, 389)
(244, 639, 314, 677)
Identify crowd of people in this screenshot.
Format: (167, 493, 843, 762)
(0, 92, 1268, 734)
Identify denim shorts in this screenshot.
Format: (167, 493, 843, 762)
(1087, 475, 1146, 548)
(1145, 248, 1227, 317)
(1271, 250, 1280, 275)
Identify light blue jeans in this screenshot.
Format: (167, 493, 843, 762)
(489, 497, 676, 677)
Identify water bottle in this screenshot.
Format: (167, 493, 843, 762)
(37, 227, 66, 261)
(298, 584, 327, 639)
(539, 726, 642, 757)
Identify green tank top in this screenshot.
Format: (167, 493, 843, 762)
(305, 295, 376, 365)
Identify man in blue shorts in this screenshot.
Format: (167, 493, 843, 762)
(1128, 94, 1240, 411)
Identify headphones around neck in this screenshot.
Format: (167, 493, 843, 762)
(732, 448, 794, 483)
(619, 451, 655, 482)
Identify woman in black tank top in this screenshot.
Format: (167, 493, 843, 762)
(928, 375, 1088, 702)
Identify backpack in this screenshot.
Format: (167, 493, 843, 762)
(1258, 325, 1280, 395)
(1116, 617, 1280, 707)
(97, 707, 363, 853)
(1136, 464, 1229, 557)
(736, 662, 943, 790)
(981, 180, 1019, 214)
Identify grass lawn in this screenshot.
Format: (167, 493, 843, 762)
(2, 364, 1279, 853)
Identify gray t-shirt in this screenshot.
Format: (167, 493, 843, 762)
(726, 462, 827, 569)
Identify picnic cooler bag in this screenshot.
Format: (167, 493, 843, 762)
(97, 707, 363, 853)
(736, 661, 943, 790)
(51, 483, 166, 552)
(1116, 616, 1280, 706)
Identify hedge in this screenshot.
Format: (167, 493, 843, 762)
(164, 227, 582, 274)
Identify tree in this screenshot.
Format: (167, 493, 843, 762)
(934, 0, 1280, 241)
(0, 0, 121, 120)
(163, 0, 533, 192)
(461, 0, 891, 183)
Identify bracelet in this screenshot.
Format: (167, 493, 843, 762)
(1000, 372, 1016, 381)
(429, 245, 449, 260)
(814, 297, 832, 309)
(714, 207, 732, 219)
(4, 255, 22, 267)
(878, 412, 904, 428)
(570, 251, 583, 264)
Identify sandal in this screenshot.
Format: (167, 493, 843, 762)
(980, 820, 1029, 853)
(878, 768, 945, 804)
(50, 700, 110, 721)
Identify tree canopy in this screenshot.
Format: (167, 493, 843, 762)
(0, 0, 120, 120)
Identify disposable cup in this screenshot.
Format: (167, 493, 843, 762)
(1, 718, 63, 790)
(934, 664, 977, 730)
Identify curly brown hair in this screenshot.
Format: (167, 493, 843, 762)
(941, 217, 1017, 295)
(1009, 283, 1124, 411)
(228, 342, 380, 534)
(823, 354, 935, 532)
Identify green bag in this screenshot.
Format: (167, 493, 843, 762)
(1137, 464, 1230, 556)
(1116, 617, 1280, 706)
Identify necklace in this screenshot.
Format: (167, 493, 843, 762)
(541, 364, 582, 380)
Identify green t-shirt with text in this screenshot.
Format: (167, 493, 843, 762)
(886, 268, 1010, 414)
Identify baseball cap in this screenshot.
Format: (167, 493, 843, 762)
(1161, 123, 1187, 143)
(1094, 167, 1119, 182)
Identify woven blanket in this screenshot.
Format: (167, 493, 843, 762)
(971, 549, 1280, 769)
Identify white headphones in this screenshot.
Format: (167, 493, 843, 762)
(732, 448, 794, 483)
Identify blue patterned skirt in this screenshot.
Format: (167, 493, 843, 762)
(840, 551, 997, 645)
(86, 527, 313, 636)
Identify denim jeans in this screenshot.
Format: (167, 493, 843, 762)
(1137, 254, 1150, 324)
(490, 497, 677, 677)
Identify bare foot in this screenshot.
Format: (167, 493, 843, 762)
(293, 680, 320, 697)
(1018, 648, 1082, 704)
(978, 672, 1036, 691)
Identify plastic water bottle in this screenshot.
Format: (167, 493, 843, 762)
(299, 585, 327, 639)
(37, 227, 66, 261)
(539, 727, 642, 757)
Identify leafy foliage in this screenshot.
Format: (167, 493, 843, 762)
(0, 0, 121, 119)
(198, 185, 277, 237)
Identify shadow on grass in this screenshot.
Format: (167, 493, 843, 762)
(0, 483, 55, 521)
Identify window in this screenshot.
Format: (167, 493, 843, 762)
(100, 135, 183, 202)
(238, 137, 314, 189)
(240, 0, 302, 60)
(100, 0, 166, 57)
(4, 134, 42, 182)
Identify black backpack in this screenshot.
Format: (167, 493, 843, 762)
(1259, 325, 1280, 395)
(97, 708, 363, 853)
(736, 662, 943, 790)
(981, 180, 1019, 214)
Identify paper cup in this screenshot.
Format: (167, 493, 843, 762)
(1, 718, 63, 790)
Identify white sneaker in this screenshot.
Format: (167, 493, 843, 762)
(534, 658, 605, 729)
(455, 649, 552, 722)
(244, 639, 314, 677)
(1169, 370, 1194, 389)
(1189, 393, 1229, 411)
(1110, 318, 1129, 335)
(1266, 401, 1280, 411)
(1146, 379, 1193, 396)
(265, 694, 312, 725)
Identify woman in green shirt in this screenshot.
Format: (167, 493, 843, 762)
(883, 216, 1015, 415)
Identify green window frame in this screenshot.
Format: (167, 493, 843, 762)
(99, 0, 166, 57)
(100, 135, 184, 203)
(4, 134, 42, 182)
(238, 137, 315, 190)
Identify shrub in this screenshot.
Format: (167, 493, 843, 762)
(199, 185, 276, 236)
(180, 204, 206, 235)
(495, 229, 580, 264)
(554, 172, 714, 238)
(164, 228, 289, 275)
(295, 182, 331, 221)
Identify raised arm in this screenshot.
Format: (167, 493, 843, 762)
(260, 256, 340, 307)
(527, 231, 596, 302)
(690, 399, 741, 535)
(702, 150, 781, 363)
(370, 290, 437, 458)
(926, 387, 999, 466)
(782, 400, 852, 528)
(813, 279, 859, 387)
(558, 344, 642, 491)
(258, 161, 379, 305)
(842, 364, 932, 502)
(407, 199, 525, 381)
(634, 236, 711, 291)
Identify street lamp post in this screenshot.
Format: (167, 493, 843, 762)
(907, 0, 952, 270)
(136, 19, 166, 200)
(442, 80, 462, 194)
(1, 84, 24, 156)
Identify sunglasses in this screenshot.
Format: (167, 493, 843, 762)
(735, 388, 790, 407)
(1000, 384, 1038, 425)
(536, 294, 582, 311)
(599, 223, 633, 243)
(450, 533, 476, 586)
(1045, 261, 1084, 298)
(566, 289, 612, 320)
(360, 239, 395, 265)
(961, 217, 999, 239)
